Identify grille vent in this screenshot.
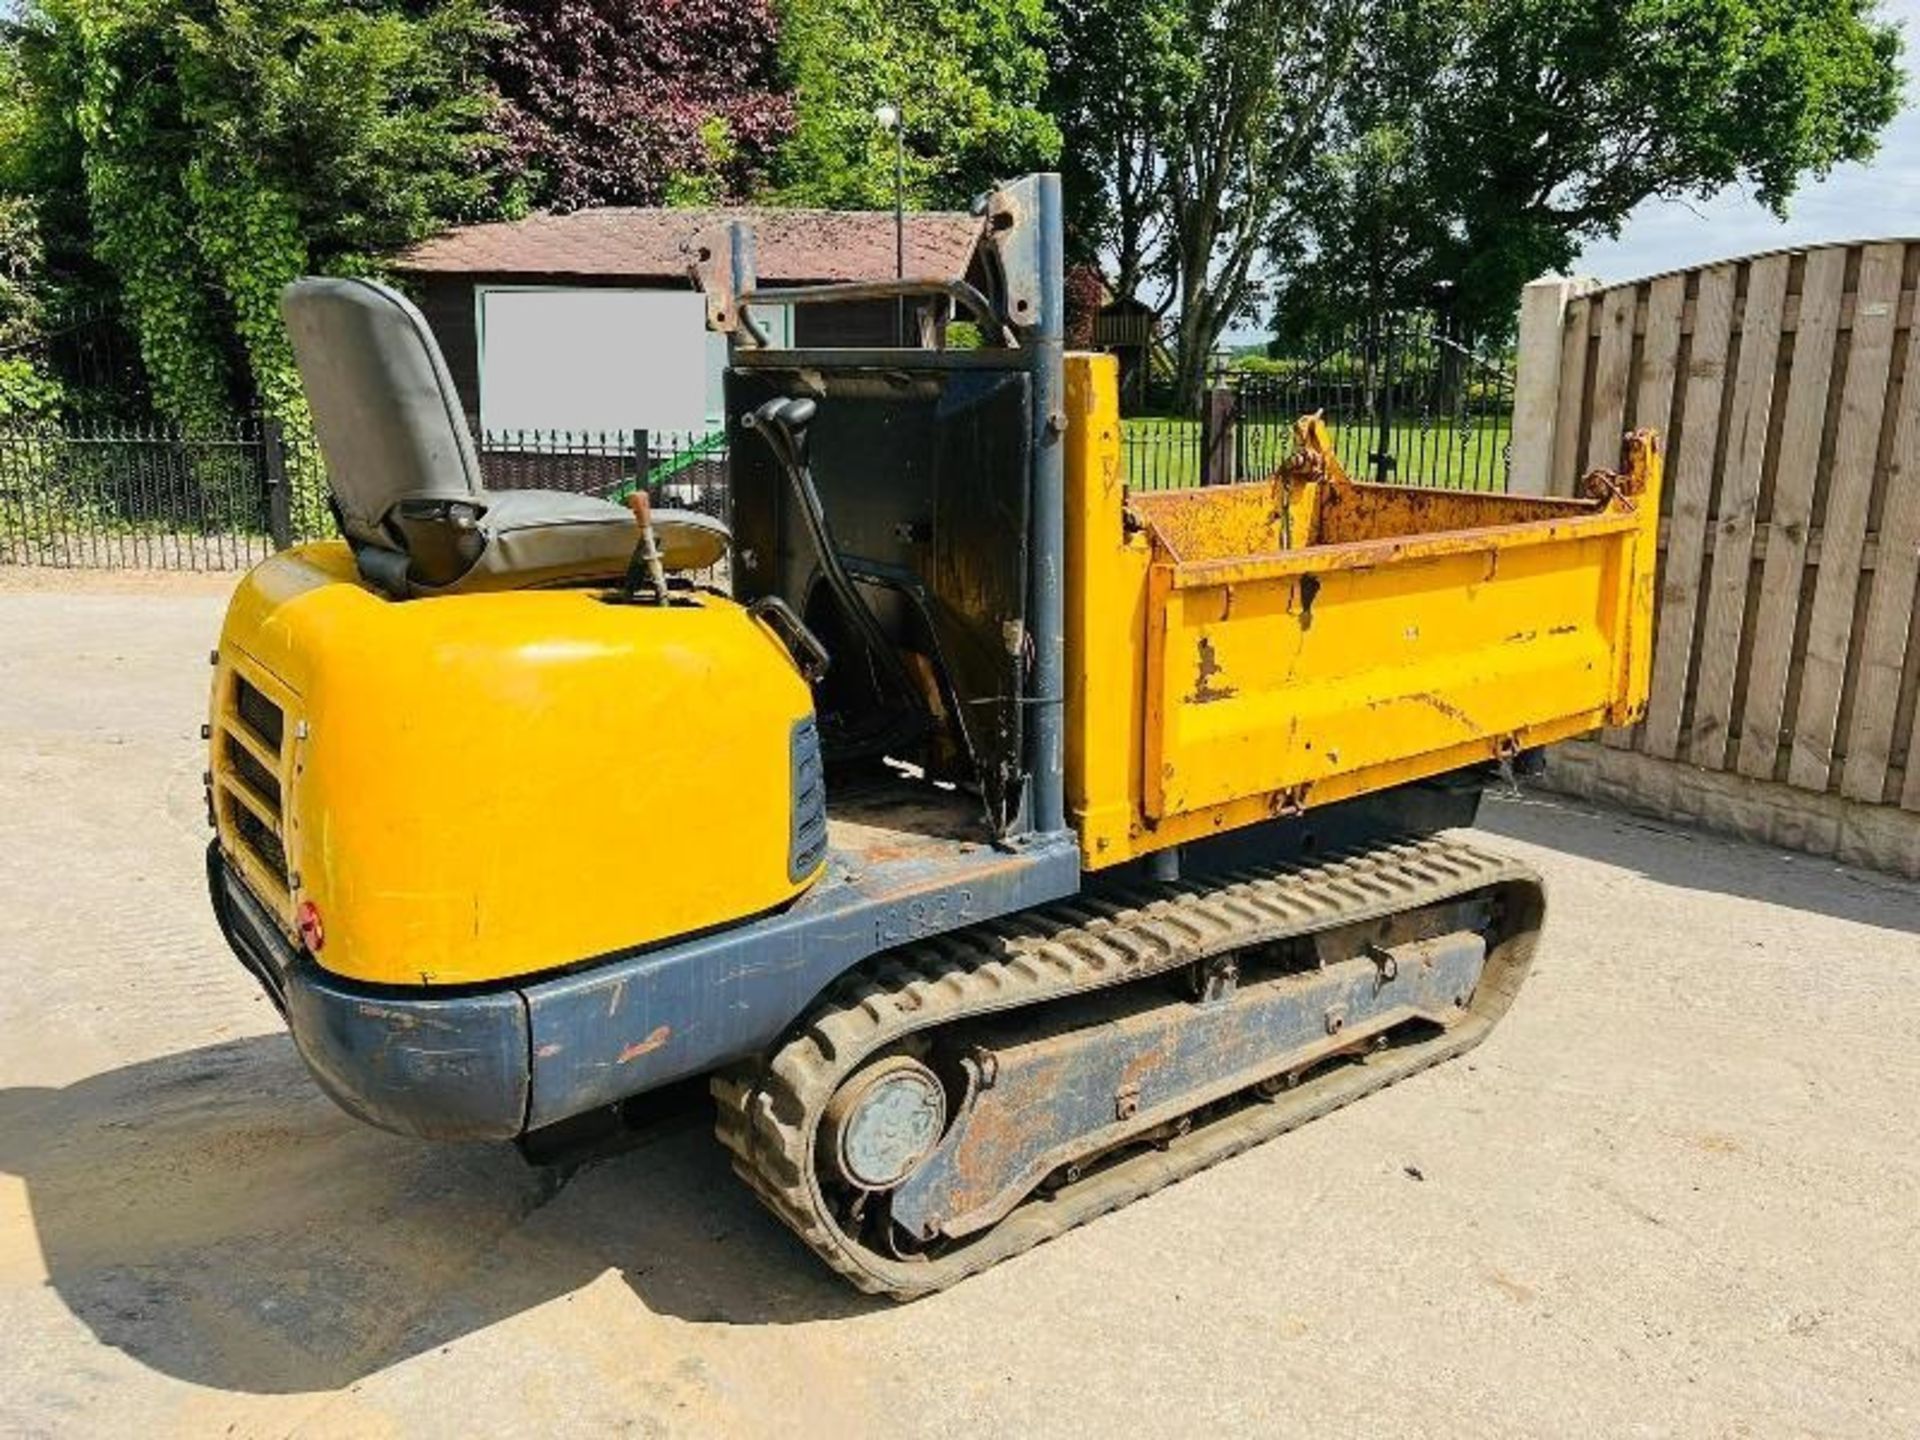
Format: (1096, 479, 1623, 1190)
(790, 716, 828, 881)
(214, 665, 295, 906)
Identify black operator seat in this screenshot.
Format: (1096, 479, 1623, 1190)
(281, 277, 728, 598)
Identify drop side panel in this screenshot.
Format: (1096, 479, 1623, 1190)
(1060, 354, 1663, 867)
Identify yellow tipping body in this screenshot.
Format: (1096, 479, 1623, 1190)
(1063, 353, 1662, 868)
(210, 542, 820, 986)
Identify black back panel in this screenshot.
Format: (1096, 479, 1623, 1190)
(726, 361, 1033, 829)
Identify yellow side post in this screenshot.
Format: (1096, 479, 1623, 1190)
(1062, 353, 1150, 865)
(1605, 428, 1665, 726)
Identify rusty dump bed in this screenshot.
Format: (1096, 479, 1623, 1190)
(1063, 359, 1663, 870)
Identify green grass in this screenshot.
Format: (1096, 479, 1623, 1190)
(1122, 414, 1513, 493)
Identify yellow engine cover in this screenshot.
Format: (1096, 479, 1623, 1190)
(209, 542, 823, 987)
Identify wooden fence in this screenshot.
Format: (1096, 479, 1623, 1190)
(1521, 240, 1920, 876)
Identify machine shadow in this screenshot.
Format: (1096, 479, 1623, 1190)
(1475, 791, 1919, 933)
(0, 1035, 875, 1396)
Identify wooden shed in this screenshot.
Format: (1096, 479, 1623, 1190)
(393, 206, 990, 437)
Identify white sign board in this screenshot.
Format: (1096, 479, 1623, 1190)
(477, 287, 709, 435)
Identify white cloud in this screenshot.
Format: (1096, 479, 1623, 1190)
(1574, 0, 1920, 284)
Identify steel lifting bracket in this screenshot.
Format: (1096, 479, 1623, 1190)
(980, 176, 1049, 335)
(1364, 941, 1399, 984)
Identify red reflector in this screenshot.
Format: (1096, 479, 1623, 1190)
(296, 899, 325, 952)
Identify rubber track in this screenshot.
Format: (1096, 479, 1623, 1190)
(712, 836, 1544, 1299)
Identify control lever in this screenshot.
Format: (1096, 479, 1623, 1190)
(621, 490, 670, 604)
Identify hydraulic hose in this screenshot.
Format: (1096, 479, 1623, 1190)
(743, 397, 928, 750)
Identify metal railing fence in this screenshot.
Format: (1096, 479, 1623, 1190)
(1123, 312, 1516, 493)
(0, 418, 730, 570)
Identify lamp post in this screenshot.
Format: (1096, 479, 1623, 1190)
(874, 101, 905, 345)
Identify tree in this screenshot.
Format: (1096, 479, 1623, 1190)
(1049, 0, 1191, 305)
(1054, 0, 1369, 413)
(1059, 0, 1904, 407)
(1159, 1, 1367, 410)
(1262, 1, 1456, 345)
(0, 194, 63, 420)
(0, 21, 66, 418)
(1271, 0, 1906, 339)
(0, 38, 47, 361)
(491, 0, 794, 211)
(8, 0, 504, 426)
(772, 0, 1060, 210)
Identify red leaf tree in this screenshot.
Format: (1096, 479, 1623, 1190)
(492, 0, 795, 211)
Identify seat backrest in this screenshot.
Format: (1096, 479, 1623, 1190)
(281, 277, 483, 549)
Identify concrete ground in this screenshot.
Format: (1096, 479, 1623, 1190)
(0, 566, 1915, 1439)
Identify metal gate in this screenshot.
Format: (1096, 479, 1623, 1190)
(1232, 312, 1515, 492)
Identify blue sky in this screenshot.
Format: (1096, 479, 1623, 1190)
(1575, 0, 1919, 283)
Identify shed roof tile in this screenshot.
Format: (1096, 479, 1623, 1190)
(396, 207, 984, 285)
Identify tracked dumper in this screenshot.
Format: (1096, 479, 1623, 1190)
(204, 175, 1662, 1297)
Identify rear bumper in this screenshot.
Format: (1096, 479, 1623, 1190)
(207, 829, 1084, 1141)
(207, 846, 530, 1140)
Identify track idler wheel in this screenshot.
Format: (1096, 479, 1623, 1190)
(822, 1054, 947, 1191)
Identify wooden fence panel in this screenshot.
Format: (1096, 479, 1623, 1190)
(1737, 247, 1846, 780)
(1552, 294, 1593, 490)
(1843, 309, 1920, 804)
(1632, 274, 1688, 455)
(1643, 264, 1735, 761)
(1690, 253, 1789, 771)
(1601, 274, 1688, 750)
(1585, 285, 1637, 475)
(1906, 682, 1920, 811)
(1787, 243, 1903, 793)
(1549, 238, 1920, 833)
